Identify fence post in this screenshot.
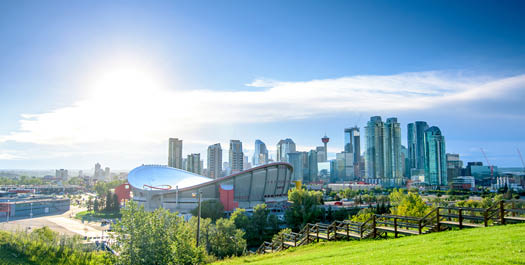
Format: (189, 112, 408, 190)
(436, 208, 440, 232)
(458, 209, 463, 229)
(483, 209, 488, 227)
(372, 215, 377, 238)
(394, 217, 398, 238)
(418, 219, 422, 234)
(316, 224, 319, 243)
(281, 234, 284, 249)
(306, 225, 310, 244)
(294, 233, 297, 247)
(512, 201, 516, 217)
(346, 222, 349, 240)
(500, 200, 505, 225)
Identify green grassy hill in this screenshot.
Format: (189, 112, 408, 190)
(215, 223, 525, 265)
(0, 248, 35, 265)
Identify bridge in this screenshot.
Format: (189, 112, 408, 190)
(257, 199, 525, 254)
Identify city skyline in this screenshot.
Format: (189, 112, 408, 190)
(1, 1, 525, 169)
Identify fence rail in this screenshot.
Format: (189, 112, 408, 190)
(256, 199, 525, 254)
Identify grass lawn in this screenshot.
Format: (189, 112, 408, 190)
(75, 210, 121, 222)
(215, 223, 525, 265)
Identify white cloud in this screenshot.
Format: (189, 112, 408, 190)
(1, 70, 524, 152)
(0, 153, 22, 160)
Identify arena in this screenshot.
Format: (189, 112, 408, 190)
(128, 162, 293, 213)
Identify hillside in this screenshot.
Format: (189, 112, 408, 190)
(215, 223, 525, 265)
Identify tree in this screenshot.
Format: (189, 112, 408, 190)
(105, 192, 113, 212)
(230, 205, 280, 248)
(230, 208, 250, 230)
(112, 193, 120, 212)
(285, 188, 323, 230)
(191, 200, 224, 221)
(87, 198, 93, 212)
(93, 199, 99, 213)
(389, 189, 430, 217)
(207, 218, 246, 259)
(113, 201, 207, 265)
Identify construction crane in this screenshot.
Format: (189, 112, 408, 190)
(518, 148, 525, 173)
(480, 148, 494, 178)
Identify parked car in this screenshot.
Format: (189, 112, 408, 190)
(334, 201, 343, 206)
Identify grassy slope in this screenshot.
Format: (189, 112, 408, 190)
(216, 223, 525, 265)
(0, 248, 35, 265)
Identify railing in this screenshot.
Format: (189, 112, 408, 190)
(256, 199, 525, 255)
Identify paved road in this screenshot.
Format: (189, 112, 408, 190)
(0, 205, 107, 240)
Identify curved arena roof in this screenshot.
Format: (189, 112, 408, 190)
(128, 165, 212, 190)
(128, 162, 293, 192)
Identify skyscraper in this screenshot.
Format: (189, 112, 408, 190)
(207, 143, 222, 179)
(307, 150, 318, 183)
(316, 146, 326, 162)
(94, 162, 102, 179)
(276, 138, 296, 162)
(365, 116, 385, 179)
(187, 153, 202, 175)
(424, 126, 447, 186)
(252, 140, 269, 166)
(407, 122, 428, 176)
(384, 118, 402, 186)
(168, 138, 183, 169)
(344, 127, 361, 177)
(446, 153, 463, 183)
(287, 152, 304, 181)
(229, 140, 244, 173)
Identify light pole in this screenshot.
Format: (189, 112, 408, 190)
(6, 200, 9, 223)
(192, 190, 202, 247)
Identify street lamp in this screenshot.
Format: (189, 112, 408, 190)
(6, 200, 9, 223)
(192, 190, 202, 247)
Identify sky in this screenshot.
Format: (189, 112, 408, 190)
(1, 0, 525, 170)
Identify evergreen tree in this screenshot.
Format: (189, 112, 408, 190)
(93, 199, 99, 213)
(112, 193, 120, 212)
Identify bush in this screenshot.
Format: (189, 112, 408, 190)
(0, 227, 109, 265)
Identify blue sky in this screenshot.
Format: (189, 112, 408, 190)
(1, 0, 525, 170)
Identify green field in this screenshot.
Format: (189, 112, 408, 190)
(75, 210, 121, 222)
(215, 223, 525, 265)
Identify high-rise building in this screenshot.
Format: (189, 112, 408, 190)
(207, 143, 222, 179)
(365, 116, 385, 180)
(307, 150, 318, 183)
(407, 122, 428, 176)
(276, 138, 296, 162)
(252, 140, 269, 166)
(187, 153, 202, 175)
(94, 162, 103, 179)
(424, 126, 447, 186)
(168, 138, 183, 169)
(104, 167, 111, 179)
(316, 146, 326, 162)
(229, 140, 244, 173)
(446, 153, 463, 183)
(344, 127, 361, 177)
(55, 169, 68, 180)
(401, 145, 409, 178)
(336, 151, 354, 181)
(243, 155, 251, 170)
(287, 152, 304, 181)
(384, 118, 402, 186)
